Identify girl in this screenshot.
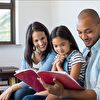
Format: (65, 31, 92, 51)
(0, 22, 56, 100)
(46, 25, 87, 100)
(22, 25, 86, 100)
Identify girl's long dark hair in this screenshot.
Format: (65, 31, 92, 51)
(50, 25, 79, 53)
(24, 21, 51, 67)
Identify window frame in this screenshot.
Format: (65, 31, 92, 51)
(0, 0, 15, 45)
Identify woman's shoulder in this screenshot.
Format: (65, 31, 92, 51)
(20, 58, 29, 70)
(47, 50, 56, 56)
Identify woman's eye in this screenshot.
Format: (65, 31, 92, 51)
(34, 40, 38, 43)
(41, 37, 45, 40)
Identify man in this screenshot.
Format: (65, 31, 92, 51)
(22, 9, 100, 100)
(41, 9, 100, 100)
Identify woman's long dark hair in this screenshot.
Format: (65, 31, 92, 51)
(50, 25, 79, 53)
(24, 21, 51, 67)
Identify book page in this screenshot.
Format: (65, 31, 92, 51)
(38, 71, 84, 90)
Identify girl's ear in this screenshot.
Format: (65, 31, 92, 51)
(70, 42, 72, 46)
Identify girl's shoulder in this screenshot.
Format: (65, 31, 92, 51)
(67, 50, 85, 62)
(68, 50, 83, 58)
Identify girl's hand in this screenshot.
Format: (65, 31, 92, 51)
(0, 87, 13, 100)
(54, 54, 66, 71)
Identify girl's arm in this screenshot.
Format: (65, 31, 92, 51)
(70, 62, 81, 80)
(51, 63, 57, 71)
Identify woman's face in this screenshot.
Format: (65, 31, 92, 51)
(32, 31, 48, 52)
(52, 37, 71, 55)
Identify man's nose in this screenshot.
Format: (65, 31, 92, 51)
(81, 33, 88, 40)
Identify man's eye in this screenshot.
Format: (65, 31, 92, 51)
(86, 30, 92, 34)
(78, 32, 82, 34)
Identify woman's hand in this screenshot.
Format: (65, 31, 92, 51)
(38, 78, 64, 97)
(0, 87, 13, 100)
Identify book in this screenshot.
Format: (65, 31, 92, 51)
(14, 69, 84, 92)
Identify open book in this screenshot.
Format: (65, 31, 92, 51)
(14, 69, 84, 92)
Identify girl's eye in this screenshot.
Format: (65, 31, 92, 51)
(54, 45, 57, 48)
(62, 44, 65, 46)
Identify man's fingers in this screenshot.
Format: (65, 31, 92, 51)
(53, 78, 62, 87)
(37, 78, 52, 90)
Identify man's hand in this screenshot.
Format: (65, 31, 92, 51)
(38, 78, 64, 97)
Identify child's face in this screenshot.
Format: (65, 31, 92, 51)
(52, 37, 71, 55)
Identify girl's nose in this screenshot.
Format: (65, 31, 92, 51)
(58, 47, 62, 53)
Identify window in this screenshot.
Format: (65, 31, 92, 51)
(0, 0, 15, 44)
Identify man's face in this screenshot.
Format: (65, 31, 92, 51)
(77, 16, 99, 48)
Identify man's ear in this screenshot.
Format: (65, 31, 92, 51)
(97, 21, 100, 37)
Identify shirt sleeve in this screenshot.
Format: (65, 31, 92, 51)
(19, 81, 29, 88)
(18, 59, 30, 88)
(20, 59, 29, 70)
(70, 52, 86, 67)
(91, 51, 100, 100)
(93, 72, 100, 100)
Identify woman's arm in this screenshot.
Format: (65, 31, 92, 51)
(0, 83, 22, 100)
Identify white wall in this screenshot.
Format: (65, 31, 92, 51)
(0, 1, 52, 68)
(0, 1, 100, 68)
(50, 1, 100, 51)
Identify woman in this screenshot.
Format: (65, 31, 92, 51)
(0, 21, 56, 100)
(22, 25, 86, 100)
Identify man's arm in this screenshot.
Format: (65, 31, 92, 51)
(63, 88, 96, 100)
(38, 78, 96, 100)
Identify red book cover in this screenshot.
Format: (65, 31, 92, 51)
(14, 69, 45, 92)
(14, 69, 84, 92)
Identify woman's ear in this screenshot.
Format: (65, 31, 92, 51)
(33, 45, 36, 51)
